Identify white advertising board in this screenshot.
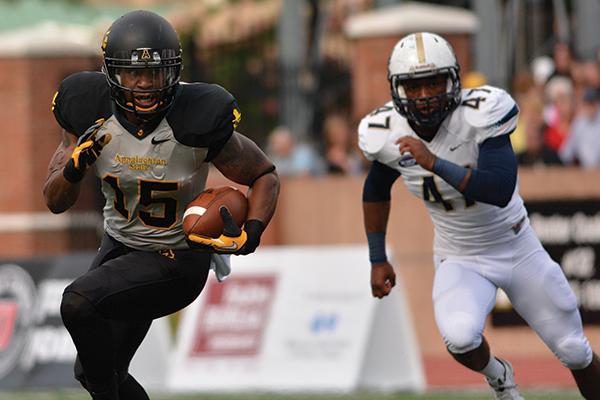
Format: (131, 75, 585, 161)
(169, 246, 424, 393)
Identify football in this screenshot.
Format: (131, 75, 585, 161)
(183, 186, 248, 238)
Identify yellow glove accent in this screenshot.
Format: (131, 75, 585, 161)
(70, 119, 111, 170)
(188, 206, 248, 253)
(188, 230, 248, 253)
(72, 140, 94, 169)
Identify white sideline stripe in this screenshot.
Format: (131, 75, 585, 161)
(0, 211, 102, 233)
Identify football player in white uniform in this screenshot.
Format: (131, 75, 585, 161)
(43, 10, 279, 400)
(359, 32, 599, 399)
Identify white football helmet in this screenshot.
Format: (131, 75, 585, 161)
(388, 32, 461, 127)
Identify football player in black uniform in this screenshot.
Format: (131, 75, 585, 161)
(43, 10, 279, 400)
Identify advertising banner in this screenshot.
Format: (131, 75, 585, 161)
(0, 246, 424, 393)
(169, 246, 424, 393)
(492, 199, 600, 326)
(0, 253, 170, 390)
(0, 254, 88, 389)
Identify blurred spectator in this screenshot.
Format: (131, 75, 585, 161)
(559, 87, 600, 168)
(547, 41, 574, 83)
(322, 114, 364, 174)
(266, 126, 324, 176)
(511, 70, 539, 154)
(531, 56, 555, 87)
(514, 71, 562, 167)
(516, 117, 562, 168)
(579, 59, 600, 93)
(543, 76, 574, 151)
(580, 60, 600, 87)
(462, 71, 487, 89)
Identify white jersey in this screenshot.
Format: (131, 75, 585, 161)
(358, 86, 528, 256)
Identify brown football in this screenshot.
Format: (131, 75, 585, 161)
(183, 186, 248, 238)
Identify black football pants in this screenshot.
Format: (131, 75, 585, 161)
(60, 233, 211, 398)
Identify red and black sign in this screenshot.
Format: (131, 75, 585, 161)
(191, 275, 277, 357)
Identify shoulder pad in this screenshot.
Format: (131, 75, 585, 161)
(52, 72, 112, 137)
(168, 83, 239, 148)
(459, 85, 519, 142)
(358, 103, 396, 160)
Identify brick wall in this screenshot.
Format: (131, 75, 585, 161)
(0, 57, 101, 257)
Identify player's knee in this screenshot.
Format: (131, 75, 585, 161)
(554, 335, 593, 370)
(74, 357, 87, 389)
(60, 292, 96, 328)
(442, 313, 482, 354)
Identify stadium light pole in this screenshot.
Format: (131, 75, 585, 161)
(573, 0, 600, 60)
(473, 0, 505, 88)
(277, 0, 316, 141)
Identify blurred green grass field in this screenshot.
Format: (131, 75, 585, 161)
(0, 391, 582, 400)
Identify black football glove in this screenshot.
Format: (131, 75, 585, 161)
(63, 119, 112, 183)
(187, 207, 265, 255)
(238, 219, 265, 255)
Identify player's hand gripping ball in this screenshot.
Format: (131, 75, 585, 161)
(184, 186, 249, 253)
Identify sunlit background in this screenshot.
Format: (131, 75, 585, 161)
(0, 0, 599, 399)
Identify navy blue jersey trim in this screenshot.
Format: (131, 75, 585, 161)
(489, 104, 519, 129)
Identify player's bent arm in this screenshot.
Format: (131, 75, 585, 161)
(212, 132, 280, 227)
(43, 130, 82, 214)
(432, 134, 517, 207)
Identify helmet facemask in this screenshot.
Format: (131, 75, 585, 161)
(103, 47, 181, 117)
(387, 32, 462, 129)
(390, 67, 461, 128)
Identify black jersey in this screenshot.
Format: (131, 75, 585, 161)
(52, 72, 242, 250)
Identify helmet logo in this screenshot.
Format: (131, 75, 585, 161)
(101, 30, 110, 52)
(232, 108, 242, 128)
(131, 48, 161, 65)
(411, 63, 436, 72)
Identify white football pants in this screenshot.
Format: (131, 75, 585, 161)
(432, 225, 593, 370)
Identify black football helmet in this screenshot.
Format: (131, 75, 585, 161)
(101, 10, 182, 116)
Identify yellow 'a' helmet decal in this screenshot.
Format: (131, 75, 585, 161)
(232, 108, 242, 129)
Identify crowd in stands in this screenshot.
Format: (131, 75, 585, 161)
(511, 41, 600, 169)
(267, 40, 600, 177)
(266, 113, 366, 177)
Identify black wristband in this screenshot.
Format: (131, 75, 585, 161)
(245, 219, 265, 239)
(367, 231, 387, 263)
(62, 159, 85, 183)
(240, 219, 265, 254)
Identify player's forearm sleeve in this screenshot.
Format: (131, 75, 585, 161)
(432, 158, 468, 188)
(433, 134, 516, 207)
(464, 134, 517, 207)
(362, 161, 400, 202)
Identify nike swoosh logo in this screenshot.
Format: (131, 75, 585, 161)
(214, 240, 238, 251)
(151, 137, 170, 145)
(449, 143, 463, 151)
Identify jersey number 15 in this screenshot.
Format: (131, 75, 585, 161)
(103, 175, 178, 229)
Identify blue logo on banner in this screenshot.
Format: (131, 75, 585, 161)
(310, 314, 338, 333)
